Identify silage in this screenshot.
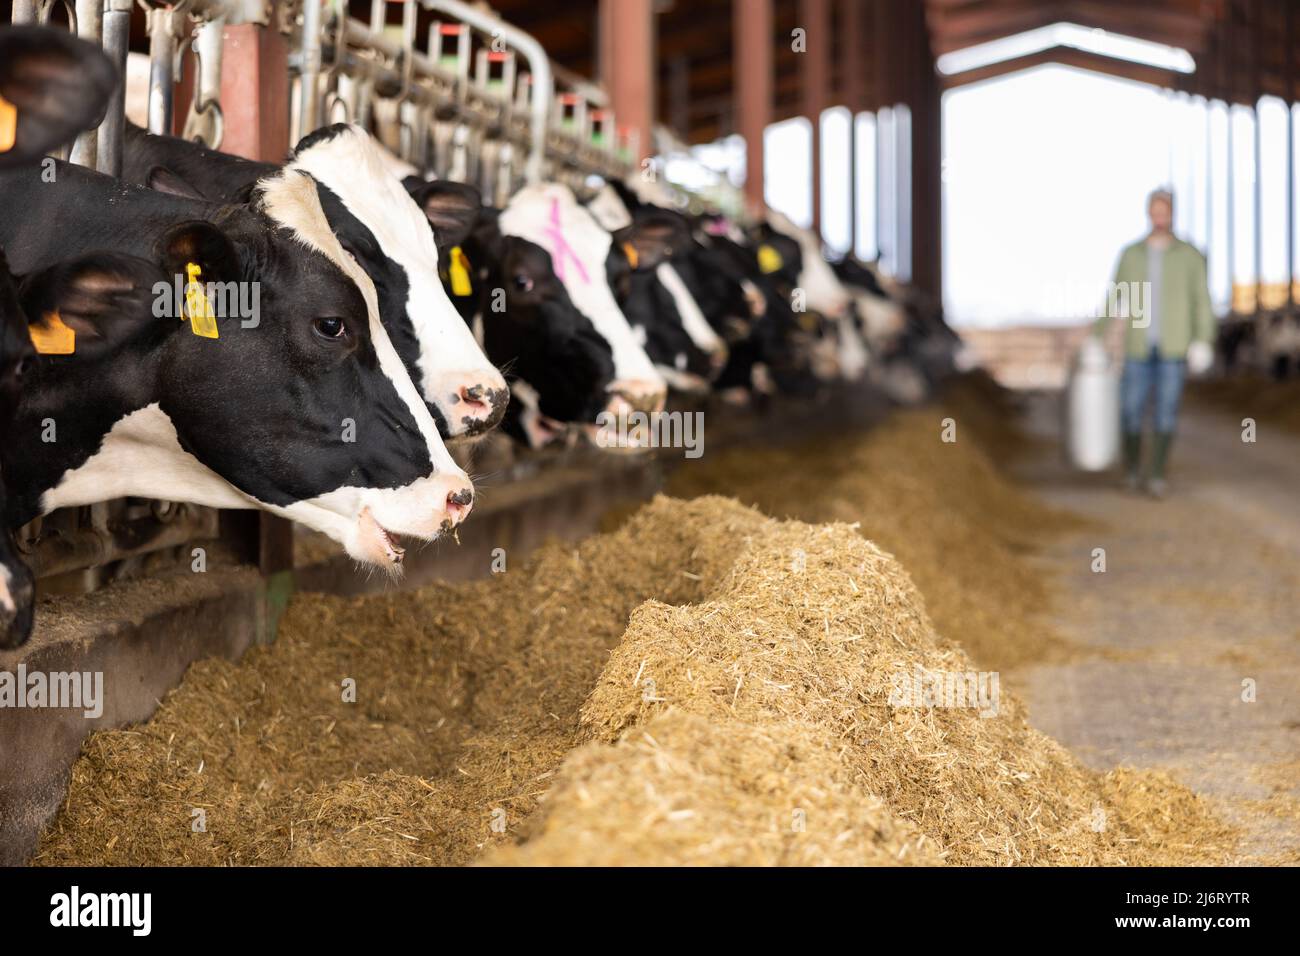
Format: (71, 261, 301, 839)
(33, 392, 1234, 867)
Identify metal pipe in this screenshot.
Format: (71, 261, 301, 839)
(10, 0, 38, 23)
(423, 0, 552, 183)
(68, 0, 103, 168)
(299, 0, 324, 137)
(96, 0, 132, 176)
(146, 7, 178, 136)
(182, 14, 227, 147)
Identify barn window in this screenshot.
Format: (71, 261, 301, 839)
(1230, 104, 1258, 312)
(819, 106, 853, 256)
(1257, 96, 1290, 311)
(1207, 100, 1232, 313)
(855, 112, 879, 263)
(763, 116, 813, 229)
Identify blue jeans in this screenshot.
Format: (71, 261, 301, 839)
(1121, 348, 1186, 434)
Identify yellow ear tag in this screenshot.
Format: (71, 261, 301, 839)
(797, 312, 819, 333)
(757, 243, 783, 274)
(183, 261, 219, 339)
(449, 246, 473, 297)
(29, 310, 76, 355)
(621, 241, 639, 270)
(0, 92, 16, 154)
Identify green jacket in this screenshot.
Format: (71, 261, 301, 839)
(1093, 237, 1216, 360)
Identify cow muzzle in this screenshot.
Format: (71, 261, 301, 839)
(439, 370, 510, 440)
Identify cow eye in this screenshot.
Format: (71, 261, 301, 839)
(13, 355, 32, 378)
(313, 316, 350, 341)
(513, 274, 534, 293)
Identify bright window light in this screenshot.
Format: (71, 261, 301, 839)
(937, 22, 1196, 77)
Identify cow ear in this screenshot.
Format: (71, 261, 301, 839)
(407, 180, 483, 253)
(0, 25, 118, 169)
(615, 213, 689, 272)
(156, 221, 243, 286)
(18, 253, 166, 359)
(145, 165, 206, 200)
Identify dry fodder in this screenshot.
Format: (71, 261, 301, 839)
(486, 499, 1232, 866)
(35, 410, 1231, 867)
(664, 403, 1084, 670)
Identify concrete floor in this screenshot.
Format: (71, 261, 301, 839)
(1011, 392, 1300, 863)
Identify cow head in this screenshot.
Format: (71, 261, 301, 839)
(496, 184, 666, 427)
(406, 182, 622, 451)
(5, 171, 474, 572)
(286, 125, 508, 442)
(0, 25, 117, 170)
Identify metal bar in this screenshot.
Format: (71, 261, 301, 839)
(97, 0, 132, 176)
(69, 0, 103, 168)
(422, 0, 553, 184)
(11, 0, 38, 23)
(299, 0, 324, 137)
(146, 7, 178, 136)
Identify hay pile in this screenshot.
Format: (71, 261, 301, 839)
(1191, 376, 1300, 435)
(37, 493, 1232, 867)
(662, 388, 1083, 670)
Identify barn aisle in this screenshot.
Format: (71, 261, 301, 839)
(1012, 397, 1300, 863)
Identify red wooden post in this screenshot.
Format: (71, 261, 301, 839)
(735, 0, 774, 215)
(599, 0, 657, 165)
(218, 12, 294, 574)
(800, 0, 829, 235)
(219, 21, 291, 163)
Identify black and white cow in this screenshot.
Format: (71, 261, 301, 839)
(0, 158, 474, 575)
(121, 122, 509, 441)
(0, 249, 36, 647)
(494, 183, 668, 426)
(407, 180, 680, 450)
(0, 24, 118, 647)
(586, 184, 728, 393)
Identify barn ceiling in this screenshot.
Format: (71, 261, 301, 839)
(362, 1, 1295, 144)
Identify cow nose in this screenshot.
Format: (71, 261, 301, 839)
(446, 374, 509, 437)
(609, 378, 666, 416)
(445, 486, 474, 527)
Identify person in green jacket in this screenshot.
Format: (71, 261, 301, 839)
(1093, 189, 1216, 497)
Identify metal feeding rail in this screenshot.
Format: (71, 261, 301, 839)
(5, 0, 642, 594)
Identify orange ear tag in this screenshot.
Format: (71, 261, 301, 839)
(621, 242, 639, 270)
(183, 261, 219, 339)
(449, 246, 473, 297)
(30, 310, 76, 354)
(0, 92, 16, 154)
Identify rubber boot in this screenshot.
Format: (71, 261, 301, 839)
(1122, 432, 1142, 490)
(1148, 431, 1173, 497)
